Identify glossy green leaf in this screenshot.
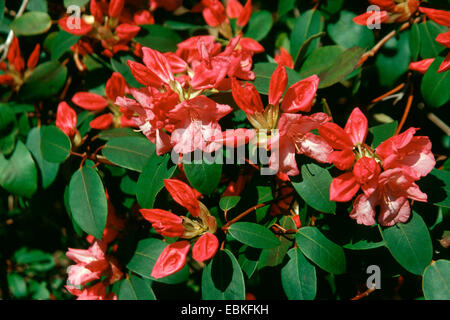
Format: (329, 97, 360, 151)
(291, 163, 336, 214)
(10, 11, 51, 36)
(417, 21, 446, 59)
(98, 127, 142, 140)
(136, 153, 177, 208)
(7, 273, 27, 299)
(0, 103, 17, 155)
(296, 227, 346, 274)
(51, 30, 81, 60)
(27, 0, 48, 12)
(379, 211, 433, 275)
(40, 125, 71, 163)
(102, 136, 156, 172)
(111, 56, 142, 88)
(135, 25, 182, 52)
(117, 275, 156, 300)
(26, 127, 59, 189)
(300, 45, 364, 88)
(409, 23, 420, 61)
(202, 249, 245, 300)
(369, 121, 398, 148)
(183, 153, 222, 195)
(68, 166, 108, 239)
(290, 9, 324, 59)
(0, 141, 37, 198)
(418, 169, 450, 208)
(327, 11, 374, 49)
(237, 246, 259, 278)
(421, 57, 450, 108)
(228, 222, 280, 249)
(245, 10, 273, 41)
(64, 0, 89, 7)
(278, 0, 296, 17)
(20, 61, 68, 100)
(281, 248, 316, 300)
(127, 238, 189, 284)
(219, 196, 241, 212)
(422, 260, 450, 300)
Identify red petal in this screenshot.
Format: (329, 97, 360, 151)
(318, 122, 354, 150)
(438, 52, 450, 73)
(353, 11, 389, 26)
(344, 108, 368, 145)
(142, 47, 174, 84)
(269, 64, 288, 105)
(151, 241, 190, 279)
(56, 102, 78, 137)
(134, 10, 155, 25)
(108, 0, 124, 18)
(58, 17, 93, 36)
(115, 23, 141, 40)
(281, 75, 319, 113)
(327, 149, 355, 170)
(127, 60, 163, 87)
(27, 44, 40, 70)
(72, 92, 108, 111)
(274, 47, 294, 69)
(436, 31, 450, 48)
(226, 0, 243, 18)
(239, 37, 264, 53)
(231, 78, 264, 114)
(237, 0, 252, 27)
(140, 208, 185, 238)
(106, 72, 126, 102)
(192, 233, 219, 262)
(409, 58, 435, 74)
(330, 172, 360, 202)
(419, 7, 450, 28)
(164, 179, 201, 216)
(89, 113, 113, 130)
(369, 0, 396, 11)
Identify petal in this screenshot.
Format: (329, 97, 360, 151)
(330, 172, 360, 202)
(269, 64, 288, 106)
(270, 138, 299, 176)
(58, 17, 93, 36)
(140, 208, 185, 237)
(436, 31, 450, 48)
(274, 47, 294, 69)
(438, 52, 450, 73)
(142, 47, 174, 84)
(89, 113, 113, 130)
(108, 0, 124, 18)
(328, 149, 355, 170)
(409, 58, 435, 74)
(352, 11, 389, 26)
(344, 108, 368, 145)
(296, 132, 333, 163)
(378, 194, 410, 226)
(368, 0, 396, 11)
(318, 122, 354, 149)
(106, 72, 126, 102)
(26, 44, 40, 70)
(239, 37, 265, 53)
(192, 233, 219, 262)
(419, 7, 450, 28)
(231, 78, 264, 114)
(164, 179, 201, 216)
(349, 193, 377, 226)
(352, 157, 381, 184)
(280, 75, 319, 113)
(72, 92, 108, 111)
(226, 0, 243, 18)
(56, 102, 78, 137)
(127, 60, 164, 87)
(210, 128, 255, 147)
(151, 241, 190, 279)
(237, 0, 252, 27)
(115, 23, 141, 40)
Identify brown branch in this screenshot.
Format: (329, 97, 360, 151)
(371, 83, 405, 103)
(351, 286, 376, 300)
(221, 202, 269, 230)
(394, 84, 414, 135)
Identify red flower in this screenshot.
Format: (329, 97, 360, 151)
(419, 7, 450, 28)
(58, 16, 93, 36)
(192, 232, 219, 262)
(436, 31, 450, 48)
(231, 78, 264, 115)
(140, 208, 185, 237)
(280, 75, 319, 113)
(274, 47, 294, 69)
(108, 0, 125, 18)
(72, 92, 108, 111)
(269, 64, 288, 106)
(353, 10, 389, 26)
(89, 113, 114, 130)
(164, 179, 201, 216)
(151, 241, 191, 279)
(56, 102, 78, 137)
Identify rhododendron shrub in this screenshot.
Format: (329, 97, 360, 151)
(0, 0, 449, 301)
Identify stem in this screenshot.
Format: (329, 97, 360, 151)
(371, 83, 405, 103)
(394, 84, 414, 135)
(351, 286, 376, 300)
(0, 0, 29, 63)
(221, 202, 269, 230)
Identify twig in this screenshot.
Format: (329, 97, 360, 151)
(371, 83, 405, 103)
(221, 202, 269, 230)
(351, 286, 376, 300)
(394, 84, 414, 135)
(0, 0, 29, 63)
(427, 113, 450, 136)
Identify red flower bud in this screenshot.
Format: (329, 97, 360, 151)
(419, 7, 450, 28)
(409, 58, 435, 74)
(27, 44, 40, 70)
(72, 92, 108, 111)
(164, 179, 201, 216)
(106, 72, 126, 102)
(139, 208, 185, 238)
(192, 233, 219, 262)
(58, 16, 93, 36)
(56, 102, 78, 137)
(89, 113, 114, 130)
(151, 241, 190, 279)
(237, 0, 252, 27)
(115, 24, 141, 41)
(108, 0, 124, 18)
(269, 64, 288, 106)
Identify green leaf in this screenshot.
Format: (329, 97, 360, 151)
(418, 169, 450, 208)
(421, 56, 450, 108)
(422, 260, 450, 300)
(51, 30, 80, 60)
(27, 0, 48, 12)
(293, 32, 326, 70)
(252, 62, 303, 95)
(0, 141, 37, 198)
(379, 211, 433, 275)
(291, 163, 336, 214)
(98, 127, 142, 140)
(40, 125, 71, 163)
(237, 246, 259, 278)
(68, 166, 108, 239)
(0, 103, 17, 155)
(20, 61, 68, 100)
(26, 127, 59, 189)
(201, 249, 245, 300)
(10, 11, 51, 36)
(111, 56, 142, 88)
(13, 247, 55, 272)
(7, 273, 27, 299)
(245, 10, 273, 41)
(342, 225, 385, 250)
(277, 0, 296, 17)
(117, 275, 156, 300)
(300, 46, 364, 88)
(409, 23, 420, 61)
(183, 153, 222, 195)
(369, 121, 398, 148)
(327, 11, 374, 49)
(417, 21, 446, 59)
(219, 196, 241, 212)
(290, 9, 324, 59)
(136, 153, 177, 208)
(135, 25, 182, 52)
(64, 0, 89, 7)
(127, 238, 189, 284)
(281, 248, 317, 300)
(375, 32, 410, 87)
(102, 136, 156, 172)
(296, 227, 346, 274)
(228, 222, 280, 249)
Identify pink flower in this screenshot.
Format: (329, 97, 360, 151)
(269, 113, 332, 176)
(66, 282, 117, 300)
(376, 127, 435, 179)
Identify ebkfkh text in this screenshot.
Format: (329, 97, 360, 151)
(180, 304, 270, 317)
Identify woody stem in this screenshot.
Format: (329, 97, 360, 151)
(0, 0, 29, 62)
(394, 84, 414, 135)
(350, 286, 376, 300)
